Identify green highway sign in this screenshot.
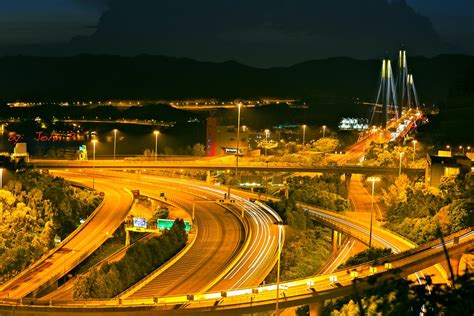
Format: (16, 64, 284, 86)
(157, 219, 191, 231)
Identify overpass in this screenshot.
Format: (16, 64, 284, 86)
(0, 228, 471, 315)
(31, 159, 425, 176)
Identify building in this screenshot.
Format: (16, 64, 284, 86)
(206, 117, 250, 157)
(426, 155, 472, 187)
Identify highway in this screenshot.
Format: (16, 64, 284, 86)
(115, 173, 282, 296)
(0, 176, 134, 299)
(44, 171, 281, 300)
(0, 229, 471, 315)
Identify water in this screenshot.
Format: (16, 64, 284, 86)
(0, 121, 206, 159)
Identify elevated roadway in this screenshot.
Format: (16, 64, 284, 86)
(0, 229, 471, 315)
(0, 177, 134, 299)
(31, 159, 425, 176)
(42, 171, 281, 300)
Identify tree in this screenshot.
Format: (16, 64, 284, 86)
(192, 143, 206, 156)
(312, 137, 340, 153)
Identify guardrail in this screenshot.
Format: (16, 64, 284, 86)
(0, 187, 106, 297)
(0, 232, 471, 315)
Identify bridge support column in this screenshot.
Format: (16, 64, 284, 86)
(332, 229, 342, 253)
(344, 173, 352, 196)
(309, 301, 324, 316)
(448, 253, 463, 280)
(125, 229, 131, 247)
(206, 170, 212, 183)
(284, 187, 289, 199)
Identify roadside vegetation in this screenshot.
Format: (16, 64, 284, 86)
(265, 198, 332, 283)
(0, 164, 101, 283)
(338, 248, 392, 269)
(286, 175, 350, 212)
(73, 219, 187, 299)
(320, 272, 474, 316)
(382, 174, 473, 244)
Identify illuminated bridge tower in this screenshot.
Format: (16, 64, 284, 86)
(396, 50, 420, 110)
(370, 58, 399, 128)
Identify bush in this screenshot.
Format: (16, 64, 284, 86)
(74, 219, 188, 299)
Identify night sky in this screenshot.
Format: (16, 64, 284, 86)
(0, 0, 473, 66)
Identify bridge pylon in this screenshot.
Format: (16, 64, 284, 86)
(396, 50, 420, 110)
(370, 58, 399, 128)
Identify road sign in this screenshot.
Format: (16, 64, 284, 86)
(157, 219, 191, 231)
(133, 217, 147, 228)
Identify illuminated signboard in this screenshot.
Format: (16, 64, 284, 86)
(157, 219, 191, 231)
(133, 217, 147, 228)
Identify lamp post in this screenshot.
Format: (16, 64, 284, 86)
(459, 145, 464, 155)
(412, 140, 417, 164)
(235, 103, 242, 177)
(0, 167, 3, 189)
(302, 124, 307, 147)
(153, 131, 160, 161)
(446, 145, 451, 155)
(468, 146, 472, 154)
(322, 125, 327, 138)
(91, 139, 97, 189)
(275, 221, 284, 314)
(113, 129, 118, 161)
(264, 129, 270, 156)
(399, 152, 404, 176)
(367, 177, 380, 248)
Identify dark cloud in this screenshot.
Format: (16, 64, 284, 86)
(71, 0, 110, 10)
(2, 0, 455, 66)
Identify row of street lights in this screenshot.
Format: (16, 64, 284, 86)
(446, 145, 472, 154)
(90, 129, 160, 188)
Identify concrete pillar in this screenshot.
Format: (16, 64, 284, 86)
(449, 253, 463, 279)
(284, 187, 289, 199)
(125, 229, 131, 247)
(331, 229, 338, 253)
(309, 301, 323, 316)
(344, 173, 352, 196)
(206, 170, 212, 183)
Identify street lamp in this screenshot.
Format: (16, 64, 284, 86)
(412, 140, 417, 164)
(459, 145, 464, 154)
(91, 139, 98, 189)
(113, 129, 118, 161)
(153, 131, 160, 161)
(468, 146, 472, 154)
(399, 152, 404, 176)
(322, 125, 327, 138)
(264, 129, 270, 156)
(302, 125, 307, 147)
(275, 221, 284, 314)
(366, 177, 380, 248)
(235, 103, 242, 177)
(0, 167, 3, 189)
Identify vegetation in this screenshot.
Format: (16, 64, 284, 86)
(321, 273, 474, 316)
(382, 174, 473, 244)
(73, 219, 187, 299)
(0, 167, 101, 282)
(339, 248, 392, 269)
(265, 198, 332, 283)
(311, 137, 340, 153)
(363, 142, 426, 169)
(286, 175, 349, 212)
